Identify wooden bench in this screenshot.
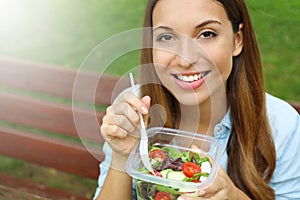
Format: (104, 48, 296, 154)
(0, 58, 299, 199)
(0, 58, 130, 200)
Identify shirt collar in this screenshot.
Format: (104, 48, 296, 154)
(221, 109, 232, 130)
(214, 109, 232, 139)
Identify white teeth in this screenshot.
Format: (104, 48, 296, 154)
(177, 73, 203, 82)
(187, 75, 194, 82)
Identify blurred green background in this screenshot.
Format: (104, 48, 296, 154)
(0, 0, 299, 198)
(0, 0, 299, 101)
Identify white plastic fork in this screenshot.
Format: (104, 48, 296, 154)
(129, 73, 154, 174)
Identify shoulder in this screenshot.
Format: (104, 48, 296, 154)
(266, 93, 299, 131)
(265, 93, 300, 158)
(266, 93, 298, 118)
(266, 94, 300, 197)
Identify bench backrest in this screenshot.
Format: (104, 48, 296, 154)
(0, 58, 299, 180)
(0, 58, 130, 179)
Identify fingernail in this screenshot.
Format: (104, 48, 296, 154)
(141, 106, 148, 114)
(198, 190, 206, 196)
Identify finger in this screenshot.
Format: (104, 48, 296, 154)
(101, 106, 134, 138)
(141, 95, 151, 109)
(200, 173, 226, 196)
(102, 108, 136, 133)
(110, 114, 136, 133)
(198, 166, 234, 199)
(107, 103, 139, 126)
(108, 133, 139, 155)
(100, 123, 128, 139)
(115, 91, 148, 114)
(112, 102, 140, 125)
(141, 95, 151, 125)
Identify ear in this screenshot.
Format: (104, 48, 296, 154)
(233, 23, 244, 57)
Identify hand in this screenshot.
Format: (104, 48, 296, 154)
(100, 91, 151, 160)
(177, 167, 250, 200)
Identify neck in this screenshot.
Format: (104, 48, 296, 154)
(178, 89, 227, 136)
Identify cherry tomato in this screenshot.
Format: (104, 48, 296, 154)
(182, 162, 201, 178)
(150, 170, 163, 177)
(149, 149, 167, 162)
(154, 191, 171, 200)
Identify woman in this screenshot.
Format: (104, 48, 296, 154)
(95, 0, 300, 199)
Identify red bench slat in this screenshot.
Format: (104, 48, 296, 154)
(0, 92, 104, 142)
(0, 58, 130, 105)
(0, 125, 103, 179)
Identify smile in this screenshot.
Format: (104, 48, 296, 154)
(172, 71, 211, 83)
(171, 70, 211, 90)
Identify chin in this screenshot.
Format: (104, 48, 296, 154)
(172, 91, 210, 106)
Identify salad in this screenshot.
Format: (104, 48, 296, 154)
(136, 145, 212, 200)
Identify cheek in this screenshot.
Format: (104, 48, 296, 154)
(153, 49, 176, 79)
(152, 49, 174, 66)
(206, 45, 233, 81)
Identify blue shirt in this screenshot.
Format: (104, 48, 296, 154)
(93, 93, 300, 200)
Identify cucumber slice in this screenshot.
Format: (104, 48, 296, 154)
(167, 171, 186, 181)
(160, 169, 173, 178)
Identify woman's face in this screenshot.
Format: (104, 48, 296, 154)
(152, 0, 243, 106)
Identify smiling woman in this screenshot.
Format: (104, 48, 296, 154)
(0, 1, 299, 200)
(95, 0, 300, 200)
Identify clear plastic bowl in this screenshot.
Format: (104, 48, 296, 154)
(126, 127, 222, 200)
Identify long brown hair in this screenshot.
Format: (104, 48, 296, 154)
(139, 0, 276, 199)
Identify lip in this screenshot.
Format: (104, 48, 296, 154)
(172, 70, 211, 90)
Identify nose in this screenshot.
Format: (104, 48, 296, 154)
(175, 38, 199, 68)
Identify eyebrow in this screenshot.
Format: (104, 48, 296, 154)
(153, 19, 222, 32)
(153, 26, 173, 32)
(195, 19, 222, 28)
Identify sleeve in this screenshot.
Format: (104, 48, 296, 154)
(92, 142, 112, 200)
(269, 114, 300, 199)
(92, 143, 138, 200)
(93, 85, 140, 199)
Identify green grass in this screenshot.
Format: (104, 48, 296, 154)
(0, 155, 97, 198)
(0, 0, 298, 196)
(247, 0, 300, 101)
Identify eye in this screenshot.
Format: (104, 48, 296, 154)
(156, 34, 176, 42)
(199, 30, 217, 39)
